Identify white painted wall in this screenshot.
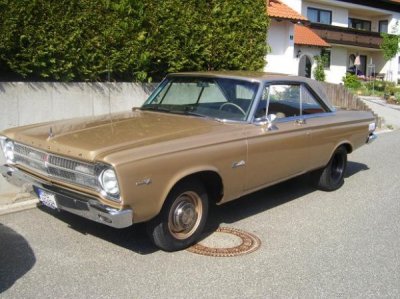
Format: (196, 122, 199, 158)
(281, 0, 302, 13)
(265, 20, 297, 75)
(325, 47, 348, 84)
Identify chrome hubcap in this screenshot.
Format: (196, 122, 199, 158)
(169, 191, 202, 240)
(173, 201, 197, 231)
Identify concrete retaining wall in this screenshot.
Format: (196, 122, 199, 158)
(0, 82, 156, 195)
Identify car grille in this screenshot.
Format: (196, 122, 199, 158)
(13, 143, 99, 190)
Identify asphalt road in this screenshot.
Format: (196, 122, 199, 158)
(1, 131, 399, 298)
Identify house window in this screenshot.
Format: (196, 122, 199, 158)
(348, 54, 356, 73)
(348, 18, 371, 31)
(321, 49, 331, 69)
(307, 7, 332, 25)
(379, 20, 388, 33)
(398, 56, 400, 74)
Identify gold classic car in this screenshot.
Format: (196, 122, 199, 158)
(0, 72, 377, 251)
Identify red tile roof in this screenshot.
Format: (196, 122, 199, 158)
(267, 0, 308, 22)
(294, 25, 330, 47)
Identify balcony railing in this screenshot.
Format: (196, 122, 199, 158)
(310, 23, 383, 49)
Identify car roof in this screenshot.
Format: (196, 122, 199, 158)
(168, 71, 335, 111)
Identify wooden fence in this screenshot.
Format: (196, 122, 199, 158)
(321, 82, 383, 128)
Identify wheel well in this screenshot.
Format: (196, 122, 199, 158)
(341, 143, 353, 154)
(174, 171, 223, 205)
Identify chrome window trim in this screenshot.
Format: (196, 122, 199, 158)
(252, 111, 336, 126)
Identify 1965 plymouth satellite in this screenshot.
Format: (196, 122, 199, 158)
(0, 72, 376, 251)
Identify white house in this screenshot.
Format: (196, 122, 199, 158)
(264, 0, 310, 76)
(266, 0, 400, 84)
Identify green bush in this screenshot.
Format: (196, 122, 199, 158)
(342, 73, 361, 89)
(393, 92, 400, 104)
(365, 80, 395, 93)
(0, 0, 269, 82)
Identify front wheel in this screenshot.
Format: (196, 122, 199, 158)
(312, 146, 348, 191)
(147, 179, 209, 251)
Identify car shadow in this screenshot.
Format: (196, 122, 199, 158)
(204, 161, 369, 235)
(345, 161, 370, 178)
(39, 206, 158, 255)
(38, 161, 368, 254)
(204, 174, 314, 233)
(0, 224, 36, 294)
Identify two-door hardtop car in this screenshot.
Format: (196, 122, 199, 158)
(0, 72, 377, 251)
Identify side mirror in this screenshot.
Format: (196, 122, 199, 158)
(266, 114, 277, 130)
(254, 114, 277, 130)
(267, 114, 277, 124)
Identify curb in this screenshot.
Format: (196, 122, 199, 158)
(0, 198, 39, 216)
(375, 129, 394, 135)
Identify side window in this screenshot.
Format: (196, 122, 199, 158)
(255, 84, 326, 120)
(268, 84, 301, 118)
(300, 86, 326, 115)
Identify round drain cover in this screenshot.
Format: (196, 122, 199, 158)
(187, 227, 261, 257)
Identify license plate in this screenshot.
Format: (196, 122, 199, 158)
(37, 189, 58, 210)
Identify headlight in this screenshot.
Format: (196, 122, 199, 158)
(99, 168, 120, 199)
(0, 137, 15, 163)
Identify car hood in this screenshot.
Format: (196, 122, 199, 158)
(2, 110, 223, 161)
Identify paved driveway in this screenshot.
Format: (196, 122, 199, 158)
(1, 131, 399, 298)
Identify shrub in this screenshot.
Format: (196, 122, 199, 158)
(342, 73, 361, 89)
(366, 80, 396, 93)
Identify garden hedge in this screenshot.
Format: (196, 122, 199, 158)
(0, 0, 269, 82)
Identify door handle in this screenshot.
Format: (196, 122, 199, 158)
(295, 118, 306, 125)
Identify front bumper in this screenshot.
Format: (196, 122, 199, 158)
(367, 132, 377, 144)
(0, 165, 133, 228)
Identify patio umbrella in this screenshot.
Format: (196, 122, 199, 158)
(354, 55, 361, 75)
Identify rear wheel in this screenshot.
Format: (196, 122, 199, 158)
(147, 179, 208, 251)
(312, 146, 347, 191)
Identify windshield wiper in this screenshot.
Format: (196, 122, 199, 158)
(141, 105, 171, 113)
(181, 110, 225, 122)
(141, 105, 224, 122)
(182, 111, 206, 118)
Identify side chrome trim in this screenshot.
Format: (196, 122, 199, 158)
(0, 165, 133, 228)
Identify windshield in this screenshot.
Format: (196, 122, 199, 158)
(142, 76, 260, 121)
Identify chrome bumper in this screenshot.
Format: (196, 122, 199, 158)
(0, 165, 133, 228)
(367, 133, 377, 144)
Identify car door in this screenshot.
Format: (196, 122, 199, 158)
(244, 83, 317, 191)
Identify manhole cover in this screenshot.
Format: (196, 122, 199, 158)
(187, 227, 261, 257)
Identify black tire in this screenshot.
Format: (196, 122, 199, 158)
(146, 179, 209, 251)
(312, 146, 348, 191)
